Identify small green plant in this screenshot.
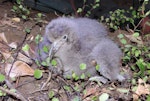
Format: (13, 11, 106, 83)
(22, 44, 30, 52)
(77, 0, 100, 17)
(100, 0, 149, 30)
(34, 69, 43, 79)
(0, 90, 6, 97)
(34, 13, 44, 24)
(12, 0, 30, 20)
(101, 7, 142, 30)
(52, 97, 59, 101)
(0, 74, 5, 82)
(79, 63, 86, 70)
(35, 34, 42, 44)
(118, 32, 150, 79)
(48, 90, 55, 99)
(72, 72, 79, 81)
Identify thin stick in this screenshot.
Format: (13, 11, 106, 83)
(0, 86, 27, 101)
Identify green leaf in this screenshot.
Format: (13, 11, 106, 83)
(66, 75, 71, 79)
(72, 96, 81, 101)
(52, 97, 59, 101)
(0, 90, 3, 96)
(22, 44, 30, 51)
(0, 90, 6, 97)
(10, 89, 17, 93)
(132, 86, 137, 92)
(95, 0, 100, 3)
(22, 15, 27, 20)
(120, 39, 127, 44)
(0, 74, 5, 82)
(48, 90, 55, 99)
(43, 46, 49, 53)
(41, 61, 47, 66)
(117, 34, 124, 39)
(51, 59, 57, 66)
(146, 95, 150, 101)
(63, 85, 70, 91)
(37, 13, 42, 18)
(145, 10, 150, 17)
(131, 79, 136, 85)
(133, 32, 140, 37)
(80, 73, 85, 79)
(136, 59, 145, 77)
(16, 0, 21, 4)
(95, 64, 100, 71)
(79, 63, 86, 70)
(72, 72, 79, 81)
(74, 85, 79, 91)
(35, 34, 42, 44)
(134, 50, 141, 57)
(147, 63, 150, 69)
(13, 6, 18, 10)
(99, 93, 109, 101)
(25, 28, 31, 34)
(34, 69, 43, 79)
(91, 96, 98, 101)
(77, 8, 82, 13)
(35, 60, 41, 67)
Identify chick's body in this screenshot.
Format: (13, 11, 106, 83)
(38, 17, 125, 82)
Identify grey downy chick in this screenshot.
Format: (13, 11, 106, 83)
(37, 17, 125, 82)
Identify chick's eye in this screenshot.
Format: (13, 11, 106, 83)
(63, 35, 68, 40)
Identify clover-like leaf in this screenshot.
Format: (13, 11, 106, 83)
(52, 97, 59, 101)
(43, 46, 49, 53)
(133, 32, 139, 37)
(63, 85, 70, 91)
(95, 64, 100, 71)
(22, 44, 30, 51)
(120, 39, 127, 44)
(35, 34, 42, 44)
(99, 93, 109, 101)
(34, 69, 43, 79)
(51, 59, 57, 66)
(72, 72, 79, 81)
(48, 90, 55, 99)
(117, 34, 124, 39)
(80, 73, 85, 79)
(79, 63, 86, 70)
(25, 28, 31, 34)
(0, 74, 5, 82)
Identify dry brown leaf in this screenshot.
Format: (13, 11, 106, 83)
(1, 52, 14, 62)
(17, 52, 33, 65)
(136, 79, 150, 95)
(0, 32, 8, 43)
(8, 42, 18, 49)
(133, 79, 150, 101)
(83, 86, 99, 100)
(5, 60, 34, 78)
(125, 34, 143, 45)
(11, 17, 20, 22)
(0, 20, 20, 29)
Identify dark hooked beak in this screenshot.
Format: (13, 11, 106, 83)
(49, 35, 68, 59)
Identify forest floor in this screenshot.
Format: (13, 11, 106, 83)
(0, 2, 149, 101)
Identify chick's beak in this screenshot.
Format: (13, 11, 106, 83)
(49, 35, 68, 59)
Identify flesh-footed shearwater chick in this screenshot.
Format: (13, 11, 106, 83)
(36, 17, 126, 83)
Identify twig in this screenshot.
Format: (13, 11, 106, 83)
(133, 18, 144, 31)
(40, 71, 52, 90)
(8, 23, 37, 78)
(0, 86, 27, 101)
